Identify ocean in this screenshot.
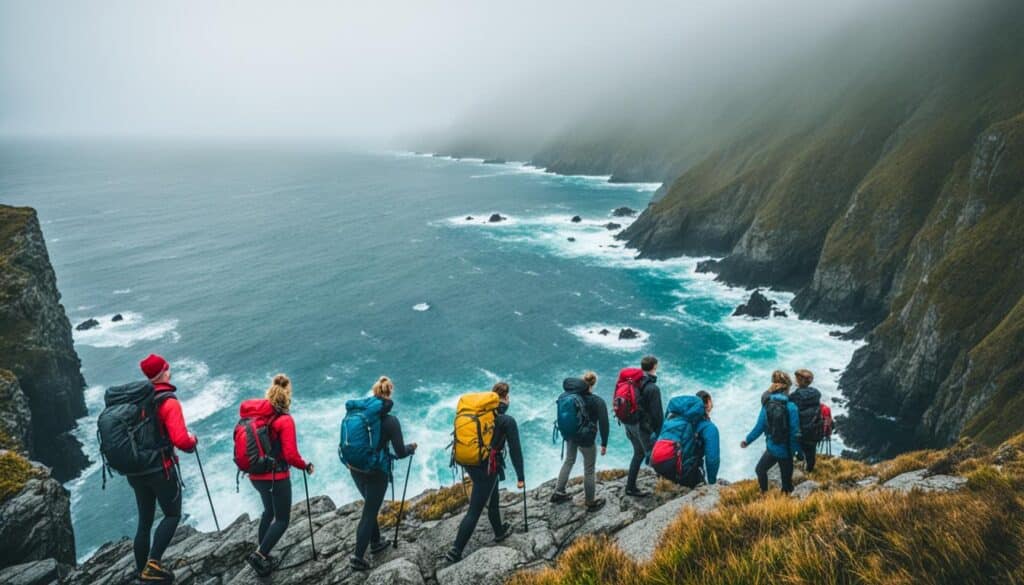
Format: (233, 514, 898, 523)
(0, 140, 860, 560)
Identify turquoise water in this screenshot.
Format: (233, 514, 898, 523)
(0, 140, 859, 559)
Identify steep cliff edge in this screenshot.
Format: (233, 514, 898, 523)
(618, 3, 1024, 457)
(0, 205, 88, 479)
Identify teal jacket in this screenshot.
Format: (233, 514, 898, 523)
(745, 393, 801, 459)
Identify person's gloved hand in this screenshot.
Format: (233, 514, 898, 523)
(305, 463, 315, 475)
(408, 443, 418, 454)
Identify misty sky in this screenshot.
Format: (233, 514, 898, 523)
(0, 0, 952, 143)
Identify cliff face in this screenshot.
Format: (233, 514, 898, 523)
(613, 4, 1024, 458)
(0, 205, 88, 480)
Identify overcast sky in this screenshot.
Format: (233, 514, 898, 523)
(0, 0, 956, 143)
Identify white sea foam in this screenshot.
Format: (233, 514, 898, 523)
(569, 324, 650, 352)
(72, 311, 179, 348)
(412, 302, 431, 312)
(112, 288, 131, 295)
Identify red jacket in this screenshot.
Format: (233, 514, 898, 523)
(154, 382, 197, 471)
(246, 400, 308, 481)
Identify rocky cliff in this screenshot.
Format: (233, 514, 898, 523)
(0, 205, 88, 479)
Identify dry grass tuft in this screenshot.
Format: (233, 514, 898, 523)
(507, 536, 639, 585)
(808, 454, 873, 485)
(411, 479, 472, 521)
(0, 450, 37, 503)
(654, 477, 686, 497)
(597, 469, 627, 482)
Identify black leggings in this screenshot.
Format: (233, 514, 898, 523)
(800, 440, 818, 472)
(755, 450, 794, 493)
(351, 469, 389, 558)
(252, 478, 292, 556)
(625, 424, 653, 491)
(127, 468, 182, 571)
(453, 464, 502, 556)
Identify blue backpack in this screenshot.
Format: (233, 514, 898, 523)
(338, 396, 390, 473)
(554, 392, 594, 444)
(649, 395, 706, 484)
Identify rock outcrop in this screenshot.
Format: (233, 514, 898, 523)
(732, 290, 775, 319)
(488, 214, 506, 223)
(0, 452, 76, 572)
(0, 205, 88, 480)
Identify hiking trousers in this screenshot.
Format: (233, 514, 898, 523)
(251, 478, 292, 556)
(127, 468, 182, 572)
(755, 450, 794, 493)
(350, 469, 389, 559)
(452, 464, 503, 556)
(554, 441, 597, 503)
(799, 440, 818, 472)
(625, 423, 654, 490)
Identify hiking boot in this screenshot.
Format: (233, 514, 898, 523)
(140, 560, 175, 582)
(265, 554, 282, 571)
(493, 522, 513, 542)
(444, 549, 462, 564)
(246, 552, 272, 578)
(370, 540, 391, 555)
(586, 498, 607, 512)
(624, 487, 650, 498)
(349, 555, 371, 571)
(549, 491, 571, 504)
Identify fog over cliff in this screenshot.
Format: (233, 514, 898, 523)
(0, 0, 973, 145)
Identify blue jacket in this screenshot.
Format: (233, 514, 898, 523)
(745, 393, 801, 459)
(697, 419, 720, 484)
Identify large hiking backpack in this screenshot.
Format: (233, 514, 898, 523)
(233, 399, 283, 475)
(821, 403, 834, 439)
(791, 388, 823, 443)
(764, 397, 791, 445)
(612, 368, 645, 424)
(555, 383, 595, 444)
(453, 392, 500, 466)
(339, 396, 390, 473)
(97, 382, 173, 478)
(649, 395, 706, 485)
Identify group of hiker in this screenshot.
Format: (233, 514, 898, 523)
(96, 352, 834, 582)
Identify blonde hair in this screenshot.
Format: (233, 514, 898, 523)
(492, 381, 510, 399)
(372, 376, 394, 399)
(266, 374, 292, 412)
(582, 371, 598, 388)
(795, 369, 814, 387)
(769, 370, 792, 394)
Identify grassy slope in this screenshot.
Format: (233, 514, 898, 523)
(509, 435, 1024, 585)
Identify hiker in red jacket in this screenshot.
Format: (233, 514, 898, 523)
(241, 374, 314, 578)
(133, 353, 198, 583)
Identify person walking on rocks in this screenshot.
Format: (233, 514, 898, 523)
(741, 371, 801, 494)
(343, 376, 417, 571)
(550, 371, 610, 511)
(619, 356, 664, 497)
(97, 354, 198, 583)
(239, 374, 314, 577)
(446, 381, 525, 563)
(790, 369, 824, 472)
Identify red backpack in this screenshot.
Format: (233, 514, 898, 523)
(233, 399, 281, 480)
(821, 403, 834, 438)
(612, 368, 645, 424)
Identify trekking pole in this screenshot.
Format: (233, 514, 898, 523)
(193, 447, 220, 532)
(393, 453, 415, 548)
(303, 469, 317, 560)
(522, 482, 529, 532)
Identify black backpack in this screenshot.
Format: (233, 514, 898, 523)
(791, 389, 823, 443)
(97, 382, 174, 484)
(764, 398, 790, 445)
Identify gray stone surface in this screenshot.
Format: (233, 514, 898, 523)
(882, 470, 968, 493)
(0, 457, 75, 569)
(792, 480, 820, 500)
(0, 559, 69, 585)
(366, 558, 424, 585)
(435, 546, 525, 585)
(615, 484, 721, 561)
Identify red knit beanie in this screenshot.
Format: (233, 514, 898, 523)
(140, 354, 169, 380)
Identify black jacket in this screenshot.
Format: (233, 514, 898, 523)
(638, 374, 664, 435)
(562, 378, 610, 448)
(378, 399, 415, 459)
(490, 404, 525, 482)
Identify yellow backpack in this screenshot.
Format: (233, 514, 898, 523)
(453, 392, 500, 466)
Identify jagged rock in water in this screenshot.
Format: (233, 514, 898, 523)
(465, 216, 474, 221)
(604, 222, 622, 231)
(0, 205, 87, 481)
(0, 559, 70, 585)
(487, 214, 506, 223)
(695, 259, 719, 274)
(618, 328, 640, 340)
(567, 237, 576, 242)
(612, 207, 636, 217)
(0, 455, 76, 570)
(111, 313, 124, 322)
(732, 290, 775, 318)
(773, 309, 788, 318)
(570, 215, 582, 223)
(599, 329, 611, 336)
(75, 318, 99, 331)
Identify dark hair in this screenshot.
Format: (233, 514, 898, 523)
(696, 390, 711, 405)
(640, 356, 659, 372)
(492, 381, 510, 399)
